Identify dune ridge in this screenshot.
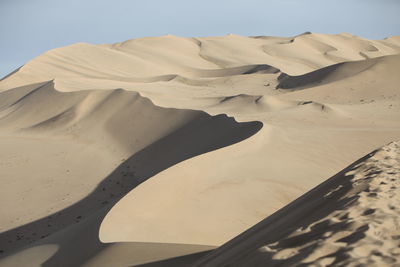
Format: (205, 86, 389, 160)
(1, 33, 400, 93)
(0, 80, 261, 251)
(0, 33, 399, 266)
(193, 141, 400, 267)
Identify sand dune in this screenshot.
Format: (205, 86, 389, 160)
(193, 141, 400, 266)
(0, 33, 399, 266)
(0, 81, 259, 257)
(99, 54, 400, 248)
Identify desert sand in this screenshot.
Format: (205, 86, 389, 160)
(194, 141, 400, 266)
(0, 32, 399, 266)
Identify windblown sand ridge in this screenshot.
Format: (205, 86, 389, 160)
(0, 33, 399, 266)
(194, 141, 400, 267)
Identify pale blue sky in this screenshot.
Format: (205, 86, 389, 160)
(1, 0, 399, 78)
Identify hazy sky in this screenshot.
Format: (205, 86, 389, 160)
(1, 0, 399, 77)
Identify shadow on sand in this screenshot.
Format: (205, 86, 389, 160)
(192, 149, 379, 267)
(0, 112, 262, 266)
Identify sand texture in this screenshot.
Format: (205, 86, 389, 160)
(0, 32, 399, 266)
(194, 141, 400, 266)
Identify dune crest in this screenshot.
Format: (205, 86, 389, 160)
(193, 141, 400, 266)
(0, 33, 399, 266)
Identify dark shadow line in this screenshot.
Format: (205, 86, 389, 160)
(0, 112, 263, 267)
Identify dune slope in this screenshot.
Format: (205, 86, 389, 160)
(0, 81, 260, 265)
(193, 141, 400, 267)
(0, 33, 399, 266)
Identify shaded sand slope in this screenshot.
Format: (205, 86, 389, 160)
(99, 55, 400, 247)
(0, 81, 260, 266)
(0, 33, 399, 266)
(193, 141, 400, 267)
(0, 81, 201, 234)
(1, 33, 400, 94)
(277, 54, 400, 104)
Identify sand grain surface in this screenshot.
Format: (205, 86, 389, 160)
(0, 33, 399, 266)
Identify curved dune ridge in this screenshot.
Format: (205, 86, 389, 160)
(0, 81, 261, 252)
(0, 33, 399, 266)
(193, 141, 400, 267)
